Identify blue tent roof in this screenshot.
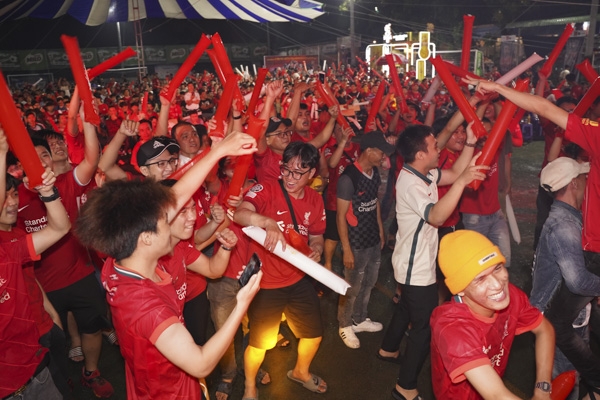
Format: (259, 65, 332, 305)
(0, 0, 324, 25)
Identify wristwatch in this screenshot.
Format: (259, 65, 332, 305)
(38, 186, 61, 203)
(535, 381, 552, 393)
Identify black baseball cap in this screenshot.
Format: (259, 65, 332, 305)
(352, 130, 395, 156)
(137, 136, 180, 167)
(266, 117, 292, 135)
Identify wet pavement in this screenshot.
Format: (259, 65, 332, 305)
(67, 141, 588, 399)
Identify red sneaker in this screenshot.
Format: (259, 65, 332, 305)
(81, 368, 114, 398)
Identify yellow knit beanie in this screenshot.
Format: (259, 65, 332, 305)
(439, 230, 506, 294)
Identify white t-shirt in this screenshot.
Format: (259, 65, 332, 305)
(392, 164, 440, 286)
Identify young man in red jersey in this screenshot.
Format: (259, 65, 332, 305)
(0, 127, 72, 400)
(431, 230, 555, 400)
(76, 131, 261, 399)
(234, 141, 328, 399)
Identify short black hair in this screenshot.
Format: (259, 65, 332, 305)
(397, 124, 433, 163)
(31, 136, 51, 154)
(43, 131, 64, 142)
(76, 179, 175, 261)
(5, 174, 20, 191)
(171, 121, 195, 139)
(431, 116, 451, 136)
(556, 96, 577, 108)
(282, 141, 319, 170)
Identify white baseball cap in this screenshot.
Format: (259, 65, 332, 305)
(540, 157, 590, 192)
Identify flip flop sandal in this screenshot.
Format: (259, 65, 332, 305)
(215, 380, 233, 400)
(238, 368, 271, 385)
(103, 330, 119, 346)
(256, 369, 271, 385)
(276, 333, 290, 348)
(68, 346, 84, 362)
(286, 370, 327, 394)
(584, 382, 600, 400)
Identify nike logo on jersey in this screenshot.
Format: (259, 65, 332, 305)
(18, 205, 29, 212)
(276, 210, 288, 215)
(358, 191, 366, 196)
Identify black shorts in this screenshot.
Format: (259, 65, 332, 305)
(47, 273, 109, 334)
(324, 209, 340, 241)
(247, 277, 322, 349)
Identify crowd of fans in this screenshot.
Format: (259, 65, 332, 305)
(2, 58, 600, 400)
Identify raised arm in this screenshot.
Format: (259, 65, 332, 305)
(423, 101, 436, 127)
(169, 131, 257, 222)
(378, 93, 393, 122)
(155, 86, 174, 137)
(30, 169, 71, 254)
(387, 108, 402, 135)
(66, 87, 80, 137)
(287, 82, 309, 129)
(466, 78, 569, 130)
(257, 80, 284, 154)
(193, 203, 225, 245)
(230, 98, 245, 134)
(436, 95, 480, 151)
(73, 104, 101, 184)
(429, 124, 488, 227)
(98, 120, 139, 181)
(426, 153, 488, 227)
(188, 228, 237, 278)
(438, 122, 478, 186)
(327, 127, 352, 169)
(308, 105, 338, 149)
(0, 126, 7, 206)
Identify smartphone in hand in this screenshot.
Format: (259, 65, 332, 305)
(239, 253, 262, 287)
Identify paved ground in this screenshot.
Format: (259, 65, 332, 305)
(66, 140, 594, 399)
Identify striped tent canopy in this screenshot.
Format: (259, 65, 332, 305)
(0, 0, 324, 26)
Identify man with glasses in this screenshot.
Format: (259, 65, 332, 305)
(99, 133, 180, 182)
(254, 81, 338, 184)
(234, 141, 328, 399)
(254, 116, 294, 183)
(136, 137, 180, 181)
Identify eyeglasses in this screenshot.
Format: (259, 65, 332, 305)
(267, 129, 293, 139)
(145, 158, 179, 169)
(280, 165, 311, 180)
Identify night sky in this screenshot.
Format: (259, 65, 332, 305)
(0, 0, 595, 54)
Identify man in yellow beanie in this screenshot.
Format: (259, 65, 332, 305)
(431, 230, 555, 400)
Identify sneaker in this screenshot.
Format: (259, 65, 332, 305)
(81, 368, 114, 398)
(352, 318, 383, 333)
(339, 326, 360, 349)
